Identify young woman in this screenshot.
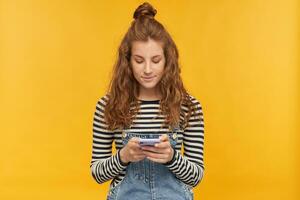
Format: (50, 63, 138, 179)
(90, 2, 205, 200)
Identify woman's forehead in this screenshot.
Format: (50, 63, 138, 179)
(131, 39, 164, 57)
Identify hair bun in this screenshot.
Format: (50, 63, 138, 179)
(133, 2, 157, 20)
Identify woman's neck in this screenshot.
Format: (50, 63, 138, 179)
(138, 86, 162, 100)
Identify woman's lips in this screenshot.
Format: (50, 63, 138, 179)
(142, 76, 155, 82)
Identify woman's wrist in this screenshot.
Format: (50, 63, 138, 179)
(119, 148, 129, 165)
(165, 147, 176, 165)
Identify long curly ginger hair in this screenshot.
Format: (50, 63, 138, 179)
(103, 2, 198, 131)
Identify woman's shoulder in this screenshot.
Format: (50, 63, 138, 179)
(187, 93, 198, 102)
(96, 93, 111, 107)
(182, 93, 203, 108)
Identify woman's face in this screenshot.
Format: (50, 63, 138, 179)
(130, 38, 166, 96)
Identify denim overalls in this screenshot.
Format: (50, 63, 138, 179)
(107, 127, 194, 200)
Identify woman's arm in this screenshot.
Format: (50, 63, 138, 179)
(163, 96, 205, 188)
(90, 96, 128, 184)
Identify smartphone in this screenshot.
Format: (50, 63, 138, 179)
(139, 138, 161, 146)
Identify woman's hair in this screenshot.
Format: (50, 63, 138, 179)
(104, 2, 198, 131)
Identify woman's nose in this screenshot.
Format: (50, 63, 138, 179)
(143, 62, 153, 73)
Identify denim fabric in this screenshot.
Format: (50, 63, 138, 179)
(107, 129, 194, 200)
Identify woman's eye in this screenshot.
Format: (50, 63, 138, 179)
(135, 60, 160, 64)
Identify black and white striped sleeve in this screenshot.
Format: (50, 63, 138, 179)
(90, 96, 128, 184)
(163, 97, 205, 187)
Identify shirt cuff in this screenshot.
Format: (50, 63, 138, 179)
(117, 149, 130, 167)
(163, 147, 178, 166)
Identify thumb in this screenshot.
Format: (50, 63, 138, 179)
(159, 134, 169, 142)
(130, 137, 140, 143)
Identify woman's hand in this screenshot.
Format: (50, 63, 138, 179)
(120, 137, 146, 164)
(141, 134, 174, 164)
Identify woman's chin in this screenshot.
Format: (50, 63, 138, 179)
(140, 82, 158, 89)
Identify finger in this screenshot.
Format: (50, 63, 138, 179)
(159, 134, 169, 142)
(143, 150, 168, 159)
(155, 141, 170, 149)
(129, 139, 142, 148)
(134, 151, 146, 156)
(130, 137, 140, 143)
(133, 144, 144, 151)
(134, 154, 147, 159)
(141, 146, 164, 153)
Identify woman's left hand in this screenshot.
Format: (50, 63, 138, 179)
(141, 134, 174, 164)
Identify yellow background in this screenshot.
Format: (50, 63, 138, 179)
(1, 0, 299, 199)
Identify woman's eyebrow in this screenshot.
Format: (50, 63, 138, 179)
(133, 54, 162, 58)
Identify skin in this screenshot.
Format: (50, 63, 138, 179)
(119, 38, 174, 164)
(120, 134, 174, 164)
(131, 37, 165, 100)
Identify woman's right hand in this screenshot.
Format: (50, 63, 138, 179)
(120, 137, 146, 164)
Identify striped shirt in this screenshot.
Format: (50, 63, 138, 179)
(90, 94, 205, 188)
